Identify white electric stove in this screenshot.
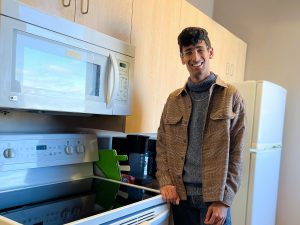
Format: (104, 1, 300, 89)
(0, 134, 169, 225)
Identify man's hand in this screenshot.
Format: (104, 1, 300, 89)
(160, 185, 180, 205)
(204, 202, 228, 225)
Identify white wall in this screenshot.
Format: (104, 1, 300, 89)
(213, 0, 300, 225)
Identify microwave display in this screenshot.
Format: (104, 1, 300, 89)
(13, 31, 107, 99)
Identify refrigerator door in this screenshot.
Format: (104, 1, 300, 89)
(246, 148, 281, 225)
(232, 80, 287, 149)
(252, 81, 286, 149)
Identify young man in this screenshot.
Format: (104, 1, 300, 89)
(156, 27, 246, 225)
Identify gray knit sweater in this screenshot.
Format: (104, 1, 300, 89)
(183, 73, 216, 196)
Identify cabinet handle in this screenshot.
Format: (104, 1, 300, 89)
(62, 0, 71, 7)
(81, 0, 89, 14)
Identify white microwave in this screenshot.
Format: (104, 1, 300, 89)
(0, 0, 134, 115)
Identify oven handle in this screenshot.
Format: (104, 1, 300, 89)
(107, 53, 120, 108)
(139, 207, 170, 225)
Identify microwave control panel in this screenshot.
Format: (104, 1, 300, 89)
(116, 61, 129, 102)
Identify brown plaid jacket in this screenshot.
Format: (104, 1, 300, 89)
(156, 75, 246, 206)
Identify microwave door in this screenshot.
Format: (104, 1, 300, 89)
(106, 53, 120, 109)
(0, 16, 114, 115)
(85, 52, 112, 115)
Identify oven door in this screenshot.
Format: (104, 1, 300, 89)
(0, 203, 169, 225)
(69, 203, 170, 225)
(0, 15, 132, 115)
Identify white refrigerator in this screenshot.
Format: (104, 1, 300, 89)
(230, 81, 287, 225)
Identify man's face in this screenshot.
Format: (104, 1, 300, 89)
(180, 40, 214, 83)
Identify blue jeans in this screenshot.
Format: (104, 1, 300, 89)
(171, 195, 231, 225)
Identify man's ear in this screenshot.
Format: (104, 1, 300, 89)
(180, 55, 185, 65)
(209, 48, 214, 59)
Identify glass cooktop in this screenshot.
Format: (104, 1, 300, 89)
(0, 177, 159, 225)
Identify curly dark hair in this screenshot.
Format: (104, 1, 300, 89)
(178, 27, 211, 53)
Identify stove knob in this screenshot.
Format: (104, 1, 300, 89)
(76, 144, 85, 153)
(64, 145, 73, 155)
(3, 148, 15, 158)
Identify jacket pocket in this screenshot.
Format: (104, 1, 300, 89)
(164, 115, 183, 124)
(210, 111, 236, 120)
(206, 110, 236, 140)
(163, 114, 184, 147)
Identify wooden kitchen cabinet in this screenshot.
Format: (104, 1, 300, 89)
(179, 0, 213, 35)
(75, 0, 133, 43)
(210, 21, 247, 83)
(125, 0, 182, 133)
(17, 0, 133, 42)
(18, 0, 75, 21)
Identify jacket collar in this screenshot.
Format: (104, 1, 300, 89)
(175, 74, 228, 97)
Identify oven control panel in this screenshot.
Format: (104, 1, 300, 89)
(0, 134, 99, 171)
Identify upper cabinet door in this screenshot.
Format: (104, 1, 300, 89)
(180, 0, 212, 32)
(210, 21, 247, 83)
(18, 0, 76, 21)
(18, 0, 133, 43)
(74, 0, 133, 43)
(125, 0, 182, 133)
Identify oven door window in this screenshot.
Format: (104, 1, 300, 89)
(12, 31, 108, 100)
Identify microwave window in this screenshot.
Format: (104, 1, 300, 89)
(13, 31, 105, 99)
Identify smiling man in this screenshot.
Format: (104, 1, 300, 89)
(156, 27, 246, 225)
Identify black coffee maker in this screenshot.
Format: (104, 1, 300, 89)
(112, 135, 157, 184)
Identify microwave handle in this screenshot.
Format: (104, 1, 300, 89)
(106, 53, 120, 108)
